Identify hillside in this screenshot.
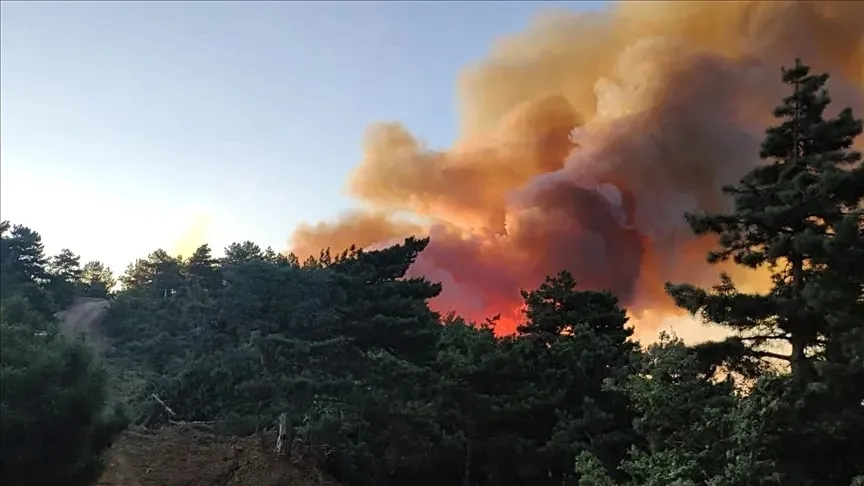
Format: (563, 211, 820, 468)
(50, 299, 340, 486)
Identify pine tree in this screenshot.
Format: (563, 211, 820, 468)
(1, 224, 50, 286)
(80, 261, 115, 298)
(665, 59, 864, 484)
(49, 249, 82, 281)
(47, 249, 83, 308)
(184, 244, 222, 292)
(222, 241, 263, 264)
(1, 223, 53, 316)
(518, 271, 633, 345)
(331, 237, 443, 366)
(120, 250, 184, 297)
(666, 59, 863, 382)
(517, 272, 639, 483)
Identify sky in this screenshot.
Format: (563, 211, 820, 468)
(0, 0, 606, 274)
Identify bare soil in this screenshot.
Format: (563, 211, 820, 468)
(98, 425, 340, 486)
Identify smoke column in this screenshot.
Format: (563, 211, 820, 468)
(289, 1, 864, 337)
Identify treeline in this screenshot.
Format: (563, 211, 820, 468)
(0, 220, 116, 313)
(2, 60, 863, 486)
(103, 237, 644, 484)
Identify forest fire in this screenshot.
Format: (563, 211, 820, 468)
(288, 1, 864, 337)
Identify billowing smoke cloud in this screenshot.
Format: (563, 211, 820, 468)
(289, 1, 864, 335)
(291, 211, 423, 262)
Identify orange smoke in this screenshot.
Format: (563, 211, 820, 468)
(288, 1, 864, 336)
(290, 211, 423, 262)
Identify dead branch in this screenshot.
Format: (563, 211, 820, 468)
(150, 394, 177, 417)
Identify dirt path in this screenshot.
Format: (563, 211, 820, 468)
(53, 298, 147, 484)
(54, 297, 111, 351)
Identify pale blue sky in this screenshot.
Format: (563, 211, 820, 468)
(1, 0, 605, 273)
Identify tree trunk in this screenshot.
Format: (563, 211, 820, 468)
(462, 436, 473, 486)
(790, 332, 807, 380)
(789, 257, 811, 383)
(786, 65, 813, 384)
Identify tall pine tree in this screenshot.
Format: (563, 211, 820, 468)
(665, 59, 864, 485)
(47, 249, 83, 308)
(666, 58, 863, 382)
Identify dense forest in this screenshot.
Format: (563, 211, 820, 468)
(2, 61, 862, 486)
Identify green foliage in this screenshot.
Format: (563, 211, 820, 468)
(1, 222, 54, 317)
(103, 248, 641, 485)
(574, 450, 618, 486)
(1, 223, 122, 486)
(222, 240, 265, 264)
(435, 294, 638, 486)
(80, 261, 116, 298)
(46, 248, 83, 308)
(619, 336, 785, 485)
(1, 222, 116, 309)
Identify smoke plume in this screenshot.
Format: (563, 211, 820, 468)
(288, 1, 864, 336)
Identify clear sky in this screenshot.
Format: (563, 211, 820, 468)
(1, 0, 606, 274)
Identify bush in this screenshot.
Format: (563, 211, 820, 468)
(0, 311, 126, 486)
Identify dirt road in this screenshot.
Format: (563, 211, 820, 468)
(54, 297, 111, 350)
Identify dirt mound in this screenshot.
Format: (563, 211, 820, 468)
(98, 425, 340, 486)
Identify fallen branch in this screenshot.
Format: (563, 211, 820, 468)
(167, 419, 215, 432)
(151, 394, 177, 417)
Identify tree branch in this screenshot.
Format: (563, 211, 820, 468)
(749, 350, 791, 362)
(150, 394, 177, 417)
(738, 335, 789, 342)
